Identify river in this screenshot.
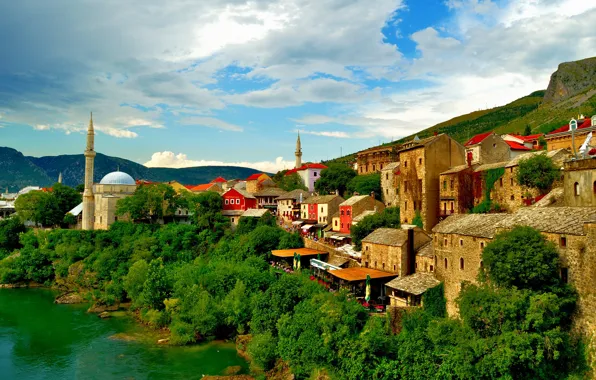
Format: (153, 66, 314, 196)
(0, 289, 249, 379)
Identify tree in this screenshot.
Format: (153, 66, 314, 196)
(538, 136, 547, 150)
(516, 154, 559, 194)
(412, 210, 423, 229)
(350, 207, 400, 250)
(124, 259, 149, 303)
(0, 217, 26, 255)
(116, 183, 178, 223)
(14, 191, 61, 227)
(347, 173, 381, 199)
(481, 226, 561, 291)
(274, 171, 308, 192)
(141, 258, 171, 310)
(52, 183, 82, 219)
(75, 184, 85, 193)
(314, 164, 356, 196)
(523, 124, 532, 136)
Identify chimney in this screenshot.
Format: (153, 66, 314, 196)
(370, 191, 375, 210)
(401, 224, 416, 276)
(434, 131, 438, 136)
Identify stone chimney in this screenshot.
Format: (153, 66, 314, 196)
(401, 224, 417, 276)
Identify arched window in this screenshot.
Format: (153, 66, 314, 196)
(460, 257, 465, 270)
(593, 181, 596, 194)
(444, 258, 448, 269)
(574, 182, 580, 196)
(510, 195, 515, 201)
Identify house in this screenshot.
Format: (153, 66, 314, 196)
(397, 134, 466, 230)
(254, 187, 287, 211)
(338, 194, 385, 234)
(464, 132, 511, 165)
(361, 226, 432, 276)
(210, 177, 227, 184)
(190, 183, 223, 193)
(277, 189, 310, 222)
(504, 140, 532, 158)
(246, 173, 274, 193)
(502, 133, 544, 150)
(165, 180, 191, 193)
(356, 145, 398, 175)
(285, 163, 328, 192)
(222, 188, 257, 226)
(432, 208, 596, 349)
(240, 208, 271, 219)
(564, 158, 596, 207)
(545, 116, 596, 152)
(381, 162, 400, 207)
(385, 272, 440, 307)
(439, 163, 476, 217)
(300, 194, 344, 238)
(473, 148, 571, 212)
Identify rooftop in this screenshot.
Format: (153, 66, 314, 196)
(432, 213, 510, 238)
(67, 202, 83, 216)
(464, 132, 492, 147)
(495, 207, 596, 236)
(505, 140, 532, 151)
(100, 171, 136, 186)
(191, 183, 218, 192)
(271, 247, 328, 258)
(385, 273, 440, 295)
(548, 117, 593, 135)
(301, 194, 343, 205)
(254, 187, 287, 197)
(210, 176, 227, 183)
(340, 195, 371, 206)
(246, 173, 264, 181)
(353, 210, 376, 223)
(276, 189, 311, 201)
(416, 242, 434, 258)
(441, 164, 472, 175)
(327, 267, 397, 282)
(382, 162, 400, 171)
(241, 209, 271, 218)
(362, 228, 409, 246)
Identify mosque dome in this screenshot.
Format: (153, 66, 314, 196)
(99, 171, 136, 185)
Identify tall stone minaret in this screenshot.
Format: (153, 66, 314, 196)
(295, 132, 302, 169)
(82, 112, 96, 230)
(58, 172, 63, 184)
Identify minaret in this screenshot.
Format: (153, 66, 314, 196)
(58, 172, 63, 184)
(295, 132, 302, 169)
(82, 112, 96, 230)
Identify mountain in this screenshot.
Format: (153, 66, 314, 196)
(325, 56, 596, 166)
(1, 148, 265, 191)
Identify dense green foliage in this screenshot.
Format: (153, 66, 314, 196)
(346, 173, 381, 199)
(314, 164, 357, 196)
(116, 183, 178, 222)
(350, 207, 400, 250)
(272, 171, 308, 192)
(0, 214, 587, 379)
(412, 210, 423, 229)
(471, 167, 505, 214)
(0, 217, 26, 258)
(516, 154, 559, 193)
(14, 183, 81, 227)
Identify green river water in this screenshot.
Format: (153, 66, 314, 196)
(0, 289, 249, 380)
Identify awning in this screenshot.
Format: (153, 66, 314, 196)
(331, 235, 347, 240)
(302, 224, 314, 230)
(310, 258, 342, 271)
(292, 221, 304, 226)
(314, 223, 327, 228)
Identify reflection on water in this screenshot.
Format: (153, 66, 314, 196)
(0, 289, 248, 380)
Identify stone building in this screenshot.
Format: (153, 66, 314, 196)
(254, 187, 286, 211)
(361, 226, 431, 276)
(245, 173, 273, 194)
(397, 134, 466, 230)
(385, 272, 440, 307)
(356, 145, 398, 175)
(545, 116, 596, 152)
(473, 149, 571, 212)
(338, 194, 385, 234)
(502, 133, 544, 150)
(277, 189, 310, 222)
(381, 162, 400, 207)
(438, 164, 475, 217)
(464, 132, 511, 165)
(564, 158, 596, 207)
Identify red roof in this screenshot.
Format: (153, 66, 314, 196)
(520, 134, 543, 141)
(548, 118, 592, 135)
(464, 132, 492, 146)
(246, 173, 263, 181)
(285, 168, 299, 176)
(183, 184, 195, 189)
(191, 184, 215, 191)
(210, 176, 227, 183)
(505, 140, 531, 151)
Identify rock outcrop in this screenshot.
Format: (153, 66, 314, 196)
(544, 57, 596, 104)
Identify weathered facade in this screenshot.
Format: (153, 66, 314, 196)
(464, 132, 511, 165)
(397, 134, 466, 230)
(356, 145, 398, 175)
(245, 173, 273, 194)
(381, 162, 400, 207)
(545, 117, 596, 152)
(300, 195, 344, 224)
(439, 164, 475, 217)
(277, 189, 310, 222)
(564, 158, 596, 207)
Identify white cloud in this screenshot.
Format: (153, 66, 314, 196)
(179, 116, 243, 132)
(299, 130, 351, 138)
(144, 151, 294, 173)
(34, 124, 50, 131)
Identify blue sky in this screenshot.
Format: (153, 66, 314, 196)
(1, 0, 595, 172)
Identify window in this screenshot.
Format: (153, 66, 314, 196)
(386, 173, 389, 180)
(444, 238, 447, 246)
(510, 195, 515, 201)
(460, 257, 465, 270)
(320, 206, 323, 212)
(393, 265, 396, 271)
(434, 255, 437, 267)
(430, 265, 434, 272)
(374, 261, 377, 268)
(443, 180, 447, 190)
(382, 263, 385, 269)
(560, 236, 567, 247)
(510, 167, 513, 173)
(365, 262, 369, 268)
(341, 223, 344, 229)
(347, 210, 351, 216)
(493, 143, 496, 148)
(366, 246, 369, 251)
(450, 180, 454, 190)
(236, 199, 240, 204)
(450, 201, 454, 211)
(561, 268, 569, 283)
(499, 178, 503, 187)
(480, 242, 484, 249)
(404, 201, 408, 210)
(380, 164, 383, 170)
(593, 181, 596, 194)
(419, 158, 422, 165)
(574, 182, 580, 196)
(459, 239, 463, 246)
(372, 164, 376, 171)
(386, 188, 389, 194)
(404, 181, 408, 193)
(231, 218, 235, 223)
(404, 160, 408, 168)
(510, 178, 514, 186)
(314, 172, 317, 177)
(444, 258, 448, 269)
(480, 261, 483, 268)
(225, 199, 229, 205)
(418, 179, 423, 192)
(334, 220, 338, 226)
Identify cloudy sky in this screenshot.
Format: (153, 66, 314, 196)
(1, 0, 595, 172)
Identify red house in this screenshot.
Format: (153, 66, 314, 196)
(222, 188, 257, 211)
(338, 195, 385, 234)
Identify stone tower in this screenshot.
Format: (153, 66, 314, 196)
(295, 132, 302, 169)
(82, 112, 96, 230)
(58, 172, 63, 184)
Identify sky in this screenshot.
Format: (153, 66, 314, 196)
(0, 0, 595, 173)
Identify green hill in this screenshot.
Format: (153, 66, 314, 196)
(1, 148, 264, 191)
(325, 57, 596, 165)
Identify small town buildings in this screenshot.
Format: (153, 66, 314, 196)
(563, 157, 596, 207)
(285, 163, 328, 192)
(190, 183, 223, 193)
(246, 173, 274, 194)
(92, 171, 137, 229)
(254, 187, 286, 211)
(361, 226, 432, 276)
(438, 163, 475, 217)
(464, 132, 511, 165)
(165, 180, 191, 193)
(504, 140, 532, 158)
(356, 145, 398, 175)
(397, 134, 466, 230)
(222, 188, 257, 226)
(338, 194, 385, 234)
(300, 194, 344, 224)
(327, 267, 397, 304)
(385, 272, 440, 307)
(381, 162, 400, 207)
(502, 133, 544, 150)
(277, 189, 310, 222)
(545, 116, 596, 152)
(240, 208, 271, 220)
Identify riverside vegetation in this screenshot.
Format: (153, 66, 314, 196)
(0, 188, 589, 379)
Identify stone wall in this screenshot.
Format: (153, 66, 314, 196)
(564, 158, 596, 207)
(361, 242, 406, 275)
(357, 146, 395, 175)
(303, 238, 360, 268)
(479, 134, 511, 164)
(398, 147, 425, 227)
(381, 164, 399, 207)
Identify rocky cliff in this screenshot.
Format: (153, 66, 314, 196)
(543, 57, 596, 104)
